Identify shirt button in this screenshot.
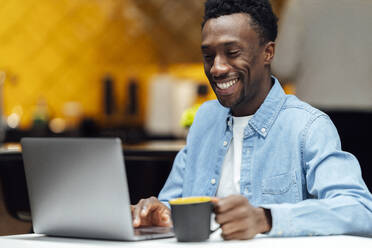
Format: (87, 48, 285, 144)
(261, 128, 266, 133)
(223, 141, 228, 146)
(211, 178, 216, 185)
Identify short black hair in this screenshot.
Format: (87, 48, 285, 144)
(202, 0, 278, 44)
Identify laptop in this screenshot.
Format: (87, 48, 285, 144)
(21, 137, 174, 241)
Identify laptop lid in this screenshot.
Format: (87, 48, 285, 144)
(21, 137, 172, 241)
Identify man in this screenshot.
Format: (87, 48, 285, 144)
(132, 0, 372, 240)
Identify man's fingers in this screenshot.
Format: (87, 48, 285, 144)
(214, 195, 247, 213)
(132, 197, 171, 227)
(222, 229, 255, 240)
(153, 208, 172, 227)
(155, 205, 171, 225)
(162, 209, 172, 226)
(132, 201, 144, 227)
(160, 208, 170, 222)
(134, 198, 155, 227)
(140, 199, 150, 217)
(215, 204, 250, 225)
(220, 218, 250, 236)
(130, 205, 136, 221)
(138, 197, 158, 217)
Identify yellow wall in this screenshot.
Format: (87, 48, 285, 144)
(0, 0, 162, 128)
(0, 0, 288, 130)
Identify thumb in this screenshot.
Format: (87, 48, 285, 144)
(161, 211, 171, 224)
(154, 208, 172, 227)
(159, 213, 172, 227)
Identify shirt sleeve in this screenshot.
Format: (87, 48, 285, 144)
(263, 115, 372, 237)
(158, 145, 187, 208)
(157, 101, 216, 207)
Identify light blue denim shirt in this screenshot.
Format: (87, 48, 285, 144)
(158, 77, 372, 237)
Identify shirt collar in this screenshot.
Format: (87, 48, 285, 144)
(225, 76, 287, 138)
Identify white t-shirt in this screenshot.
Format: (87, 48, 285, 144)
(216, 115, 252, 197)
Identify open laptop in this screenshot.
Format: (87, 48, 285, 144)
(21, 137, 174, 241)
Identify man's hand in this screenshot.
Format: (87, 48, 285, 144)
(212, 195, 272, 240)
(131, 196, 172, 228)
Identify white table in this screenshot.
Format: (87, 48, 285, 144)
(1, 232, 371, 248)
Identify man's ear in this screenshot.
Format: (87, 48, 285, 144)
(263, 41, 275, 65)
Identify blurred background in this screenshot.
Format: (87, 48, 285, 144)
(0, 0, 287, 143)
(1, 0, 372, 236)
(5, 0, 372, 238)
(1, 0, 371, 238)
(0, 0, 288, 236)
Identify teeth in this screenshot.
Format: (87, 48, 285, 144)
(216, 78, 238, 90)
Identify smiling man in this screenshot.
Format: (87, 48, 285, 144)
(131, 0, 372, 240)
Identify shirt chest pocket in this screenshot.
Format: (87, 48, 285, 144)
(261, 172, 300, 204)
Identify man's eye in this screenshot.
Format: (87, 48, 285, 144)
(227, 51, 240, 57)
(203, 54, 214, 61)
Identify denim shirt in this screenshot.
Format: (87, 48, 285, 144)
(158, 77, 372, 237)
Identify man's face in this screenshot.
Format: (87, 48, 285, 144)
(201, 13, 271, 116)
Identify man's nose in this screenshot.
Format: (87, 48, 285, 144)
(210, 55, 229, 78)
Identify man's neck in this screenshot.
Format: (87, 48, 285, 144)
(231, 74, 273, 117)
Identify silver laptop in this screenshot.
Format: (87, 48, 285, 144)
(21, 137, 174, 241)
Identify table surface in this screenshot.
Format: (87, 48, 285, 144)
(0, 233, 372, 248)
(0, 140, 186, 155)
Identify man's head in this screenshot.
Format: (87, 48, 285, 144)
(201, 0, 278, 116)
(202, 0, 278, 45)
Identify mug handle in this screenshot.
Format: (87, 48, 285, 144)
(210, 226, 220, 234)
(210, 211, 220, 234)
